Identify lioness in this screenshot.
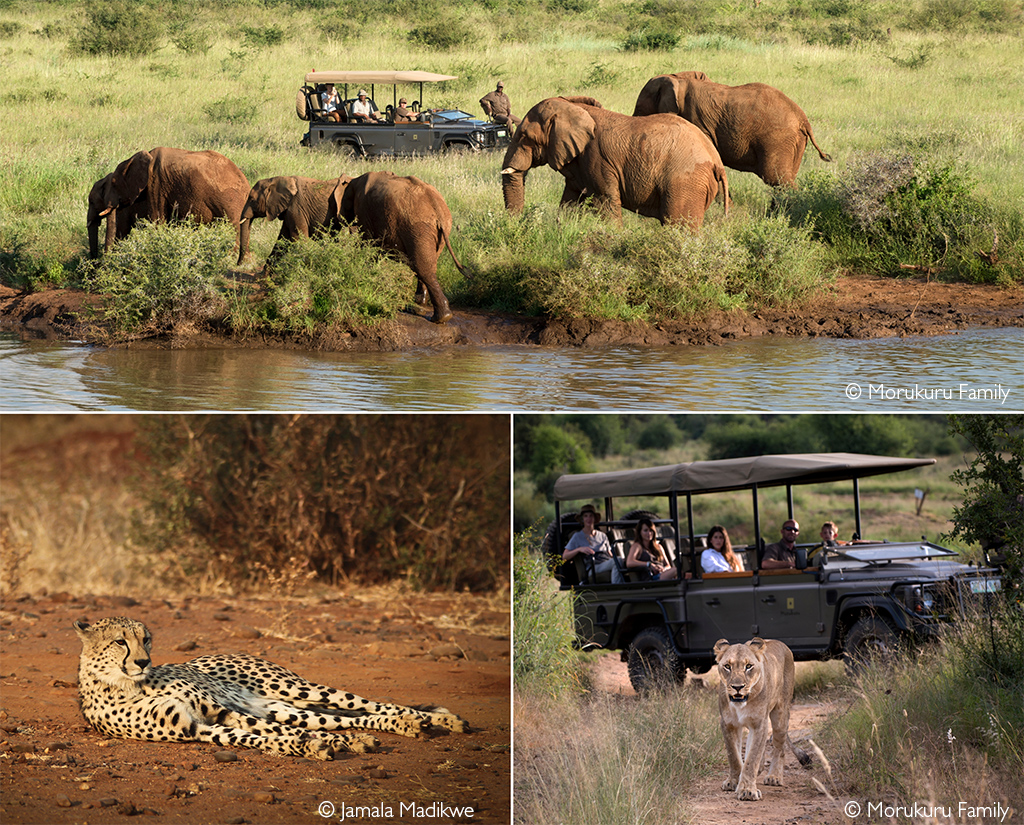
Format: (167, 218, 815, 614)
(713, 637, 809, 801)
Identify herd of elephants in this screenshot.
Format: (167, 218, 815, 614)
(86, 70, 831, 325)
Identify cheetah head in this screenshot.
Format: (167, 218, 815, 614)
(74, 617, 153, 687)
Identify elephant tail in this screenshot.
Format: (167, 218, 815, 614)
(805, 124, 832, 163)
(440, 225, 473, 280)
(717, 165, 730, 217)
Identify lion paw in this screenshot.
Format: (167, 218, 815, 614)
(737, 787, 762, 801)
(763, 776, 783, 786)
(721, 779, 737, 792)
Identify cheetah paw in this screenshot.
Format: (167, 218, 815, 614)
(304, 738, 335, 761)
(432, 713, 470, 733)
(346, 733, 381, 753)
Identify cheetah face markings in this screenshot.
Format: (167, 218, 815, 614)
(74, 617, 470, 760)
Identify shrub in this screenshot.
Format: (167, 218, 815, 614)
(169, 23, 212, 55)
(86, 220, 233, 332)
(408, 18, 472, 49)
(71, 1, 162, 58)
(620, 28, 680, 51)
(203, 95, 258, 124)
(241, 234, 412, 333)
(240, 24, 285, 48)
(133, 415, 510, 592)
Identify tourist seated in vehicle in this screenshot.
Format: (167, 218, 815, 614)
(393, 98, 421, 123)
(562, 504, 624, 584)
(761, 520, 800, 569)
(700, 525, 744, 573)
(625, 517, 678, 581)
(320, 83, 343, 122)
(349, 90, 382, 123)
(819, 520, 873, 546)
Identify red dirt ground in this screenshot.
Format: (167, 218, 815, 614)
(2, 274, 1021, 350)
(0, 591, 510, 825)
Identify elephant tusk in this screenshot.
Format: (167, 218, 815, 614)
(500, 167, 518, 176)
(98, 207, 113, 218)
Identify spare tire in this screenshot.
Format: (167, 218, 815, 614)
(296, 88, 309, 121)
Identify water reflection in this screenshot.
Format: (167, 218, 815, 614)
(2, 328, 1021, 411)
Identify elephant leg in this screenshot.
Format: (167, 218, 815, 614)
(420, 276, 452, 325)
(407, 281, 432, 317)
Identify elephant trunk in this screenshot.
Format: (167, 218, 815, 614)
(237, 208, 254, 266)
(87, 219, 100, 260)
(501, 169, 527, 215)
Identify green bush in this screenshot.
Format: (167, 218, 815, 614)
(408, 18, 472, 49)
(620, 28, 680, 51)
(86, 220, 233, 332)
(240, 234, 413, 333)
(71, 1, 162, 57)
(240, 24, 285, 48)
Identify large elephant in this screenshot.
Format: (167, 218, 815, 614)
(632, 71, 831, 188)
(237, 175, 353, 266)
(501, 96, 728, 229)
(340, 171, 469, 325)
(89, 147, 249, 256)
(86, 172, 149, 259)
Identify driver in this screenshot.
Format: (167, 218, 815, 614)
(394, 97, 420, 123)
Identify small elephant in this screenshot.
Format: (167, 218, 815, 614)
(89, 147, 250, 256)
(87, 172, 149, 259)
(237, 175, 354, 266)
(633, 71, 831, 188)
(340, 171, 469, 325)
(501, 96, 728, 229)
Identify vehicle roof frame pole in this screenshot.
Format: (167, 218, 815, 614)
(677, 492, 690, 575)
(853, 478, 862, 540)
(752, 483, 761, 570)
(787, 484, 794, 519)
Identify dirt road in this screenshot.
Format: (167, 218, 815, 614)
(0, 589, 510, 825)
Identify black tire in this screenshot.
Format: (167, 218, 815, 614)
(623, 509, 659, 523)
(843, 615, 900, 675)
(627, 626, 683, 694)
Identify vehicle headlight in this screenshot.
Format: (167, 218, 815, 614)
(471, 131, 485, 144)
(895, 584, 936, 615)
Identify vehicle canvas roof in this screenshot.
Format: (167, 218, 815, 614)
(553, 452, 936, 501)
(305, 71, 458, 85)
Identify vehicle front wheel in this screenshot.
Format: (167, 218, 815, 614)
(844, 616, 900, 675)
(626, 627, 682, 694)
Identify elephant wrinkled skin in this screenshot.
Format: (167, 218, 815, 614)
(340, 171, 470, 325)
(237, 175, 353, 266)
(501, 96, 728, 229)
(633, 71, 831, 188)
(88, 147, 250, 258)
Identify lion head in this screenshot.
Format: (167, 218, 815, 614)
(713, 637, 769, 704)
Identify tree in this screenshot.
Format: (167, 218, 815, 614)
(947, 415, 1024, 585)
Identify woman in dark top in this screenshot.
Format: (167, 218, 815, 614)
(626, 517, 678, 581)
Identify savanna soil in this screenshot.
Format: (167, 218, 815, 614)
(0, 590, 510, 825)
(589, 654, 848, 825)
(2, 275, 1021, 351)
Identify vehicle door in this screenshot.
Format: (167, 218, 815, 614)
(685, 573, 757, 651)
(393, 122, 433, 154)
(754, 570, 825, 649)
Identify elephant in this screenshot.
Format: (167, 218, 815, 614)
(237, 175, 353, 266)
(501, 96, 729, 229)
(632, 71, 832, 188)
(340, 171, 470, 324)
(87, 172, 149, 259)
(89, 146, 250, 256)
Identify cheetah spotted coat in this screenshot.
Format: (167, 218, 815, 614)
(74, 617, 468, 760)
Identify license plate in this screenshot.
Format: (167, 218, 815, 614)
(970, 579, 1000, 593)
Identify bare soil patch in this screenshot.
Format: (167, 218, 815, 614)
(588, 653, 848, 825)
(0, 590, 510, 825)
(2, 275, 1020, 350)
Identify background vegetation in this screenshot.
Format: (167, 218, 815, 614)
(1, 0, 1021, 336)
(0, 413, 510, 595)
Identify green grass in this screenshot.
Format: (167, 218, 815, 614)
(1, 0, 1021, 333)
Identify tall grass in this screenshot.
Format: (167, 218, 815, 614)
(819, 601, 1024, 816)
(1, 1, 1021, 328)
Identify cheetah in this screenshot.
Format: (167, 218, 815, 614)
(74, 617, 469, 760)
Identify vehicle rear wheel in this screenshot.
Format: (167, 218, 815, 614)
(627, 626, 683, 694)
(844, 616, 900, 675)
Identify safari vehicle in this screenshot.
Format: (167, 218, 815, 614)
(297, 70, 512, 156)
(546, 453, 1001, 692)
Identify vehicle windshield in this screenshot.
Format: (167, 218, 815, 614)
(432, 110, 477, 121)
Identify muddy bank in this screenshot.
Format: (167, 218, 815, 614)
(2, 276, 1021, 351)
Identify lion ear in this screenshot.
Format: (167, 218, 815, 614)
(713, 639, 731, 660)
(747, 637, 767, 655)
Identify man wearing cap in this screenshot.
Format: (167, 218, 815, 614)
(350, 89, 381, 123)
(479, 81, 520, 127)
(562, 504, 624, 584)
(394, 97, 420, 123)
(762, 519, 800, 569)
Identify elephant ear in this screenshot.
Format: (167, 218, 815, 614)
(265, 176, 299, 220)
(329, 175, 352, 219)
(111, 151, 153, 207)
(546, 102, 596, 172)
